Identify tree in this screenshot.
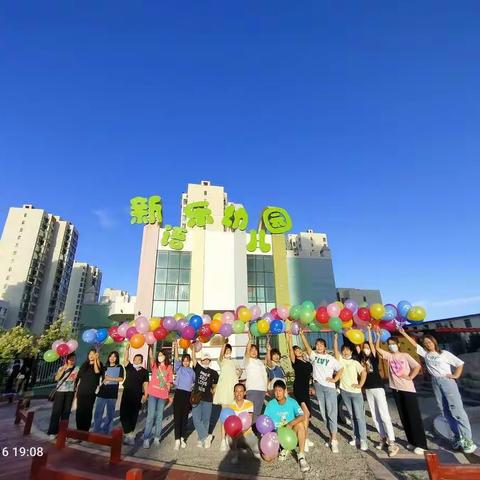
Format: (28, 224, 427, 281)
(0, 326, 36, 363)
(35, 314, 73, 353)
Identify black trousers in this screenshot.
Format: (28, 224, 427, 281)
(48, 391, 74, 435)
(393, 389, 428, 449)
(173, 389, 191, 440)
(120, 390, 142, 434)
(76, 393, 96, 431)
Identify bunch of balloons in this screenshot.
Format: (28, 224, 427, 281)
(43, 338, 79, 362)
(254, 414, 298, 457)
(219, 407, 252, 438)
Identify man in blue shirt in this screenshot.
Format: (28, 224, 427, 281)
(263, 380, 310, 473)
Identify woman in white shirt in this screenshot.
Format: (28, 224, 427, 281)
(399, 328, 476, 454)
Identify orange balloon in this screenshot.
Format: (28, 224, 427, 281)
(130, 333, 145, 349)
(198, 335, 210, 343)
(179, 338, 191, 349)
(210, 318, 222, 334)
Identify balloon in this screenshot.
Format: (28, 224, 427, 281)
(174, 313, 185, 321)
(289, 305, 302, 320)
(270, 320, 284, 335)
(278, 427, 298, 450)
(149, 317, 161, 331)
(397, 301, 412, 318)
(238, 411, 252, 431)
(308, 321, 322, 333)
(135, 316, 149, 334)
(95, 328, 108, 343)
(104, 336, 114, 345)
(82, 329, 97, 344)
(219, 323, 233, 337)
(256, 415, 275, 435)
(339, 308, 353, 322)
(238, 307, 252, 322)
(163, 316, 177, 331)
(370, 303, 385, 321)
(181, 325, 196, 340)
(213, 313, 223, 322)
(290, 321, 300, 335)
(379, 329, 391, 342)
(382, 304, 397, 321)
(179, 338, 191, 349)
(270, 308, 279, 319)
(210, 318, 222, 334)
(117, 322, 130, 338)
(128, 333, 145, 349)
(198, 324, 212, 338)
(126, 327, 138, 340)
(220, 407, 235, 423)
(43, 349, 59, 362)
(166, 332, 178, 342)
(221, 312, 235, 325)
(153, 326, 168, 340)
(232, 320, 245, 334)
(175, 318, 187, 332)
(250, 322, 261, 337)
(235, 305, 246, 317)
(257, 319, 270, 335)
(300, 308, 315, 326)
(145, 331, 156, 345)
(260, 432, 280, 458)
(328, 316, 342, 332)
(56, 343, 69, 356)
(202, 314, 211, 324)
(224, 415, 242, 438)
(302, 300, 315, 311)
(316, 306, 329, 323)
(342, 319, 353, 329)
(345, 329, 365, 345)
(263, 313, 275, 324)
(52, 339, 64, 352)
(357, 307, 371, 321)
(108, 326, 119, 338)
(66, 339, 78, 353)
(276, 305, 290, 320)
(198, 335, 210, 343)
(193, 341, 203, 352)
(327, 303, 341, 318)
(189, 315, 203, 330)
(344, 299, 358, 314)
(353, 314, 370, 329)
(408, 306, 426, 322)
(250, 305, 262, 320)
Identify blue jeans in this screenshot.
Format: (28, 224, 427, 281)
(192, 400, 213, 442)
(143, 396, 167, 440)
(341, 389, 367, 442)
(314, 382, 338, 434)
(93, 397, 116, 434)
(432, 376, 472, 442)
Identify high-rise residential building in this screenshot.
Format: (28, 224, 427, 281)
(0, 300, 8, 330)
(0, 204, 78, 334)
(336, 287, 382, 306)
(64, 262, 102, 332)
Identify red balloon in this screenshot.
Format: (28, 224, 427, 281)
(224, 415, 243, 438)
(270, 308, 279, 319)
(357, 307, 371, 321)
(112, 333, 124, 343)
(339, 308, 353, 322)
(153, 326, 168, 340)
(316, 306, 329, 324)
(198, 324, 212, 338)
(126, 327, 138, 340)
(56, 343, 69, 356)
(109, 326, 119, 337)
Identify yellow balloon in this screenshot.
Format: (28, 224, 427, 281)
(408, 306, 426, 322)
(257, 319, 270, 334)
(238, 307, 253, 322)
(213, 313, 223, 322)
(174, 313, 185, 320)
(342, 319, 353, 329)
(370, 303, 385, 321)
(149, 317, 161, 331)
(345, 329, 365, 345)
(334, 301, 344, 309)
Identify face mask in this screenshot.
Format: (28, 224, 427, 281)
(158, 356, 165, 363)
(389, 344, 399, 353)
(224, 353, 231, 359)
(133, 364, 142, 370)
(363, 349, 371, 356)
(343, 355, 352, 360)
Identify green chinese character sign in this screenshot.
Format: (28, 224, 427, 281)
(184, 201, 214, 228)
(161, 225, 187, 251)
(222, 204, 248, 231)
(262, 206, 292, 234)
(130, 196, 163, 225)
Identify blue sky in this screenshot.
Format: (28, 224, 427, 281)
(1, 1, 479, 321)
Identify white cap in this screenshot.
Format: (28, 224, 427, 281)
(201, 352, 211, 361)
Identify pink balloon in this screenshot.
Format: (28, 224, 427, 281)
(194, 341, 203, 353)
(145, 331, 156, 345)
(260, 431, 280, 458)
(238, 411, 252, 431)
(66, 339, 78, 353)
(135, 316, 150, 334)
(222, 312, 235, 324)
(277, 305, 290, 320)
(126, 327, 138, 340)
(52, 339, 64, 352)
(380, 319, 397, 332)
(353, 314, 370, 329)
(118, 322, 130, 337)
(202, 314, 211, 324)
(181, 325, 196, 340)
(327, 303, 341, 318)
(290, 321, 300, 335)
(250, 305, 262, 320)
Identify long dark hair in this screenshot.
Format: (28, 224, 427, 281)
(107, 351, 120, 366)
(423, 334, 442, 353)
(155, 349, 171, 368)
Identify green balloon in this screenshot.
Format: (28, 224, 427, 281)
(300, 308, 315, 326)
(308, 321, 322, 333)
(43, 349, 59, 363)
(289, 305, 302, 320)
(328, 316, 343, 332)
(302, 300, 315, 311)
(278, 426, 298, 451)
(166, 332, 177, 342)
(104, 336, 114, 345)
(250, 322, 261, 337)
(233, 320, 245, 334)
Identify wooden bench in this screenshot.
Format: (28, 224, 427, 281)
(14, 398, 34, 435)
(31, 453, 143, 480)
(425, 451, 480, 480)
(56, 420, 123, 464)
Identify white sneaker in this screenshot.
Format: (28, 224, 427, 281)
(306, 439, 314, 448)
(143, 439, 150, 449)
(153, 437, 160, 446)
(298, 454, 310, 473)
(349, 439, 357, 447)
(197, 440, 204, 448)
(360, 440, 368, 451)
(204, 434, 213, 449)
(279, 449, 289, 461)
(180, 438, 187, 449)
(49, 434, 56, 440)
(304, 442, 309, 453)
(174, 439, 180, 451)
(413, 447, 425, 455)
(220, 438, 228, 451)
(331, 440, 339, 453)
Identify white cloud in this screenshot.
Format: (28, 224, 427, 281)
(414, 295, 480, 309)
(93, 209, 116, 229)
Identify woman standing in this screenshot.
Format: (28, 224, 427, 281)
(93, 351, 124, 434)
(376, 331, 427, 455)
(399, 327, 477, 454)
(172, 340, 196, 450)
(244, 330, 268, 421)
(213, 339, 239, 451)
(75, 349, 103, 431)
(47, 353, 78, 439)
(120, 345, 149, 445)
(143, 347, 173, 448)
(266, 337, 286, 390)
(360, 325, 399, 456)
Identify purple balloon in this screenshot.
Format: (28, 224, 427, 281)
(344, 299, 358, 315)
(256, 415, 275, 435)
(163, 316, 176, 331)
(181, 325, 196, 340)
(126, 327, 137, 340)
(290, 321, 300, 335)
(260, 431, 280, 458)
(176, 318, 188, 331)
(219, 323, 233, 338)
(263, 313, 275, 324)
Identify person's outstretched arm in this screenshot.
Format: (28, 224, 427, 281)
(286, 332, 295, 363)
(245, 330, 252, 360)
(299, 330, 312, 356)
(398, 326, 417, 348)
(333, 333, 340, 360)
(366, 324, 377, 357)
(265, 336, 272, 368)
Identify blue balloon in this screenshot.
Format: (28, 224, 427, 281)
(397, 301, 412, 318)
(82, 329, 97, 344)
(96, 328, 108, 343)
(270, 320, 284, 335)
(220, 407, 235, 424)
(382, 305, 397, 321)
(379, 329, 391, 343)
(189, 315, 203, 331)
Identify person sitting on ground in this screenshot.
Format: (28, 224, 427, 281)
(263, 380, 310, 473)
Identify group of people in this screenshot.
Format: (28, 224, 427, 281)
(46, 324, 476, 474)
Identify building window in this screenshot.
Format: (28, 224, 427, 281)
(153, 251, 191, 317)
(247, 254, 276, 313)
(465, 319, 472, 328)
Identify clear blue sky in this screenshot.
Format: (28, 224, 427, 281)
(1, 1, 479, 321)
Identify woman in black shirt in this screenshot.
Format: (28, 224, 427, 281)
(75, 349, 102, 431)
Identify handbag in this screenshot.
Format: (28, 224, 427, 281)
(190, 388, 202, 406)
(48, 368, 74, 402)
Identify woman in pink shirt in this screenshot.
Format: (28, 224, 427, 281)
(142, 347, 173, 448)
(376, 332, 428, 455)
